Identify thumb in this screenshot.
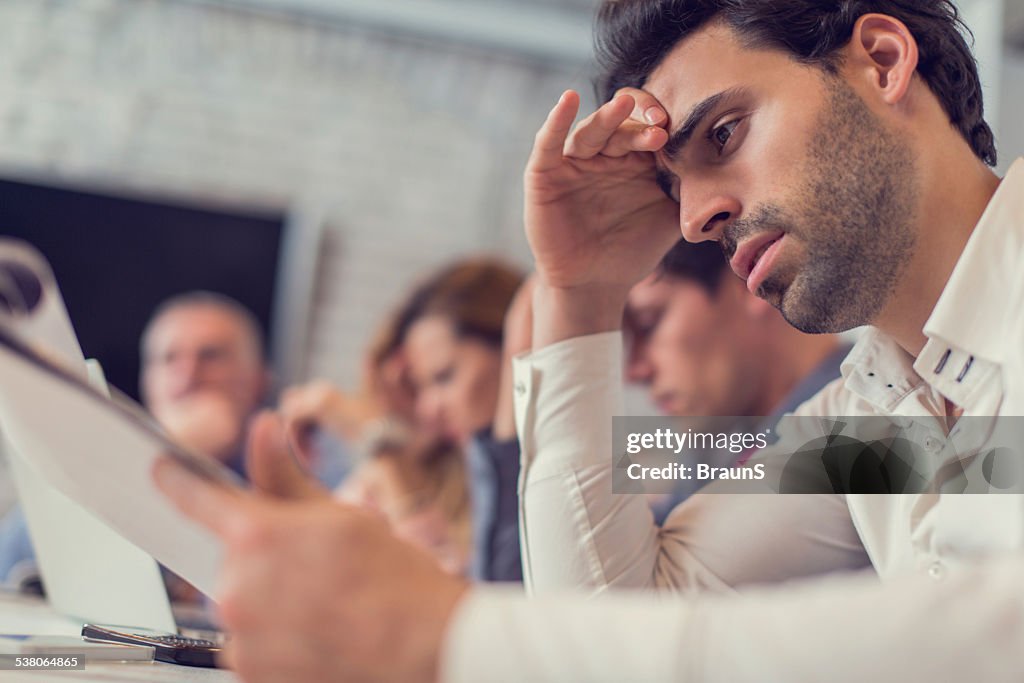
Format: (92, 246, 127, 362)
(245, 411, 329, 501)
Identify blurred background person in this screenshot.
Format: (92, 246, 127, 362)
(141, 291, 270, 474)
(284, 307, 474, 577)
(396, 258, 524, 582)
(280, 257, 526, 582)
(0, 291, 279, 593)
(624, 240, 850, 521)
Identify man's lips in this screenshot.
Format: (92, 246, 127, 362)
(652, 391, 680, 414)
(729, 231, 785, 291)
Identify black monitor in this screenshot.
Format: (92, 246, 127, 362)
(0, 178, 287, 400)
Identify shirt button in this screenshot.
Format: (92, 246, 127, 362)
(927, 561, 945, 581)
(924, 436, 941, 453)
(515, 382, 526, 396)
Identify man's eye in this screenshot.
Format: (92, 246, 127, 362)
(710, 119, 740, 151)
(198, 347, 229, 364)
(631, 315, 661, 337)
(433, 366, 455, 386)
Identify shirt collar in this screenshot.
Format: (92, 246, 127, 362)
(841, 327, 922, 413)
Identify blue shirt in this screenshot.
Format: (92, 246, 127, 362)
(466, 430, 523, 584)
(649, 344, 851, 524)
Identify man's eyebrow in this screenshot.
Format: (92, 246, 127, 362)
(662, 87, 749, 160)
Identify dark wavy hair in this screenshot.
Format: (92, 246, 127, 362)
(657, 238, 730, 293)
(595, 0, 996, 166)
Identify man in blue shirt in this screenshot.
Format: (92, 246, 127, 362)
(471, 237, 849, 581)
(625, 238, 849, 520)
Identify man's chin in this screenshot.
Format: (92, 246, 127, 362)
(778, 289, 853, 335)
(657, 398, 705, 419)
(755, 279, 787, 311)
(762, 273, 841, 334)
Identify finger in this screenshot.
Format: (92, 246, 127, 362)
(614, 86, 668, 126)
(598, 121, 669, 158)
(285, 419, 315, 465)
(279, 387, 319, 425)
(153, 457, 250, 538)
(246, 411, 293, 493)
(527, 90, 581, 173)
(277, 387, 299, 416)
(246, 411, 328, 501)
(283, 426, 332, 500)
(216, 642, 239, 672)
(563, 94, 635, 159)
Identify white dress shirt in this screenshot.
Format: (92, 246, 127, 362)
(440, 159, 1024, 682)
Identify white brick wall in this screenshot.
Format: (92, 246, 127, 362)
(0, 0, 598, 389)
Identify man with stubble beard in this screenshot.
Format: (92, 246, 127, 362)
(152, 2, 1024, 681)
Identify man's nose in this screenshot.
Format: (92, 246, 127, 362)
(415, 395, 444, 431)
(174, 354, 203, 389)
(626, 344, 654, 384)
(678, 180, 740, 243)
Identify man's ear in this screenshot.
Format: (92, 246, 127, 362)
(847, 13, 919, 105)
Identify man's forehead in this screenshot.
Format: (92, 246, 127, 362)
(642, 21, 787, 124)
(149, 306, 245, 347)
(629, 273, 708, 307)
(628, 274, 669, 307)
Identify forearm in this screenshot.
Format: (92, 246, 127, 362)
(443, 557, 1024, 682)
(513, 332, 662, 594)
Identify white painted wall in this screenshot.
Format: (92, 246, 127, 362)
(958, 0, 1023, 174)
(0, 0, 599, 391)
(959, 0, 1004, 139)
